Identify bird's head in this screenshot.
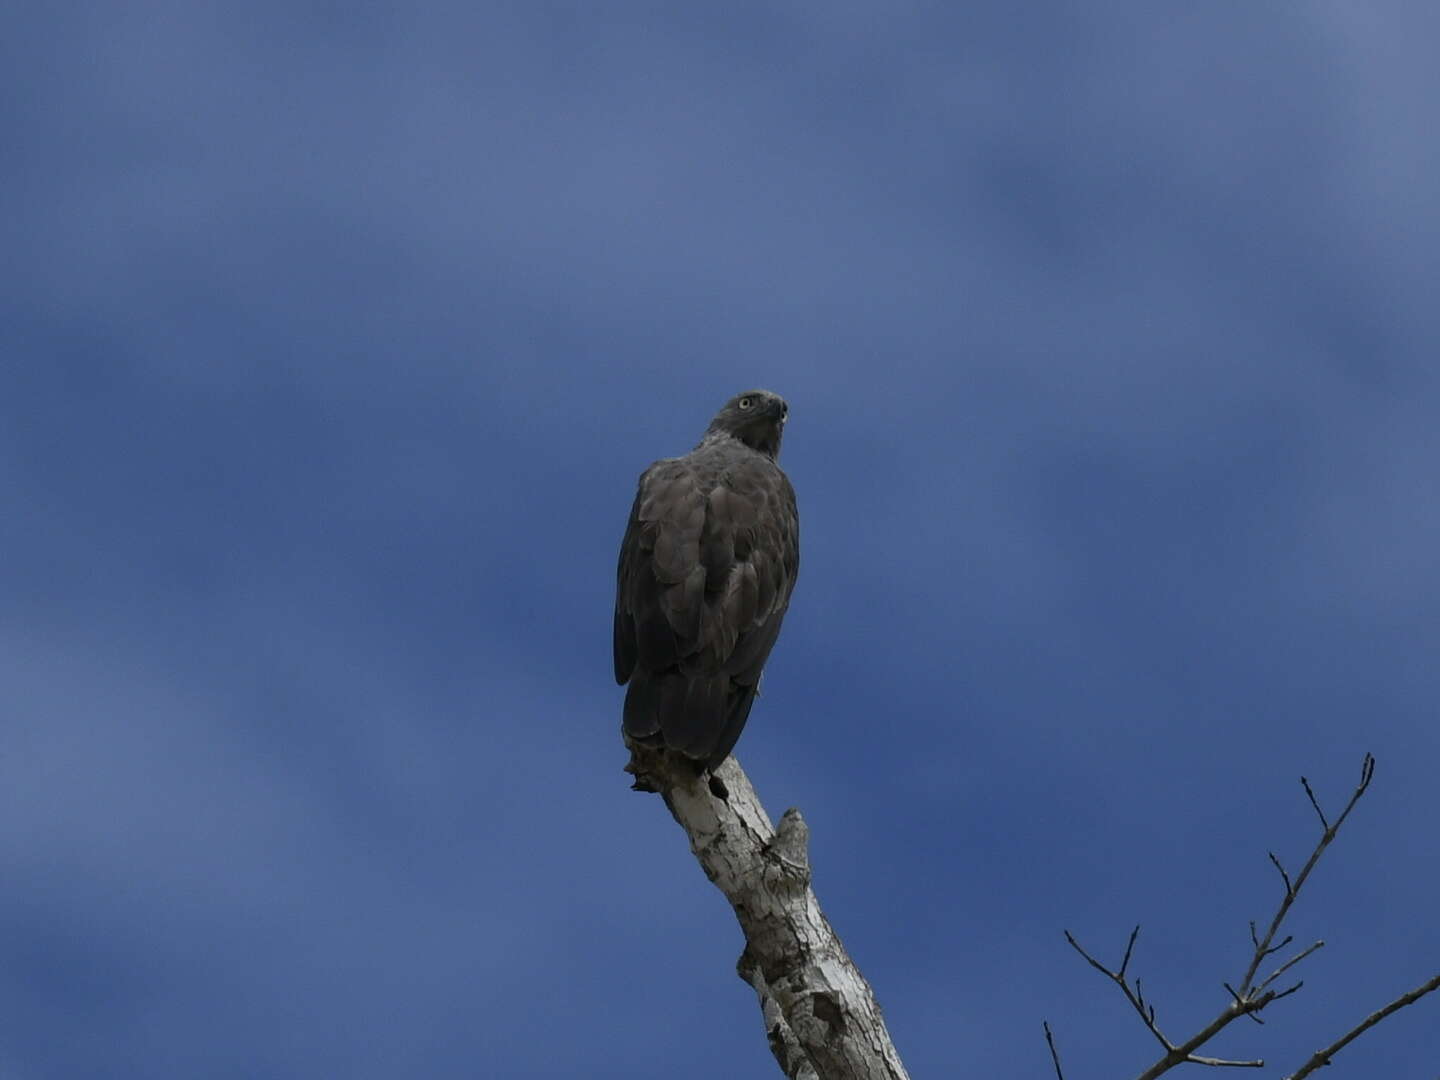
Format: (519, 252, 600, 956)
(705, 389, 789, 459)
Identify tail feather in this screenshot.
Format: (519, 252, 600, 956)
(623, 671, 758, 772)
(705, 683, 758, 771)
(622, 675, 663, 740)
(662, 675, 728, 761)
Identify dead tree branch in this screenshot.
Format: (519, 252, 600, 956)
(626, 741, 909, 1080)
(1064, 927, 1265, 1075)
(1236, 755, 1375, 1001)
(1284, 971, 1440, 1079)
(1058, 755, 1420, 1079)
(1043, 1020, 1066, 1080)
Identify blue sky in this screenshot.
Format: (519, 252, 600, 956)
(5, 4, 1440, 1077)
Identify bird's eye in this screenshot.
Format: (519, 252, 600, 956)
(738, 397, 753, 410)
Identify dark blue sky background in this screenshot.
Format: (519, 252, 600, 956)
(5, 4, 1439, 1077)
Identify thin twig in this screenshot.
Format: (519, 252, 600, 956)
(1259, 941, 1324, 992)
(1065, 929, 1173, 1051)
(1299, 776, 1329, 831)
(1254, 933, 1293, 964)
(1064, 928, 1120, 980)
(1120, 924, 1140, 981)
(1043, 1021, 1066, 1080)
(1269, 981, 1303, 1005)
(1185, 1054, 1264, 1068)
(1238, 755, 1375, 997)
(1285, 971, 1440, 1080)
(1267, 852, 1294, 898)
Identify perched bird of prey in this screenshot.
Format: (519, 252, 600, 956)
(614, 389, 800, 774)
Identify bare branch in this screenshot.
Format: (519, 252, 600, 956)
(1238, 755, 1375, 997)
(1056, 755, 1384, 1080)
(1269, 981, 1303, 1005)
(1285, 971, 1440, 1080)
(1267, 852, 1293, 898)
(1299, 776, 1328, 831)
(1043, 1021, 1066, 1080)
(626, 741, 909, 1080)
(1063, 928, 1117, 980)
(1132, 998, 1270, 1080)
(1120, 924, 1141, 981)
(1062, 755, 1435, 1079)
(1258, 941, 1324, 992)
(1065, 928, 1175, 1052)
(1184, 1054, 1264, 1069)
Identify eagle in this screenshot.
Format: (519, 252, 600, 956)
(614, 389, 800, 776)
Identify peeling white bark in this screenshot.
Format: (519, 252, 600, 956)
(626, 745, 910, 1080)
